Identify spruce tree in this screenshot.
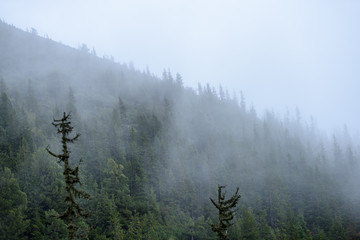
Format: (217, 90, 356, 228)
(46, 112, 90, 240)
(210, 185, 240, 240)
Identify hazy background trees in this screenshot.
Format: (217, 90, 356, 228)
(0, 20, 359, 239)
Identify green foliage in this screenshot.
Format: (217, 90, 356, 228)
(103, 158, 129, 197)
(329, 215, 347, 240)
(0, 21, 359, 239)
(257, 210, 276, 240)
(19, 148, 65, 211)
(0, 80, 31, 171)
(44, 209, 68, 239)
(0, 79, 16, 131)
(124, 212, 165, 239)
(238, 207, 260, 240)
(0, 167, 29, 239)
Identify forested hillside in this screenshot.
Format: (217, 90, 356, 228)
(0, 20, 359, 239)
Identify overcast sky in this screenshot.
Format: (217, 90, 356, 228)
(1, 0, 359, 136)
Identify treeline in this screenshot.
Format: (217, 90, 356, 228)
(0, 20, 360, 239)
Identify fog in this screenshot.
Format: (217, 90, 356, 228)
(1, 0, 359, 136)
(1, 1, 360, 238)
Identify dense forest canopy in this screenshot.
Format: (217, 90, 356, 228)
(0, 20, 359, 239)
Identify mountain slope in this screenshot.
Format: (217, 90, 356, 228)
(0, 20, 359, 239)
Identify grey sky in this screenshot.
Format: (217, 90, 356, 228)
(1, 0, 359, 135)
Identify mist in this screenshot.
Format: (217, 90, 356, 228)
(1, 2, 360, 239)
(1, 0, 360, 136)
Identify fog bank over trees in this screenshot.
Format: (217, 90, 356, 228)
(0, 20, 360, 239)
(1, 0, 359, 135)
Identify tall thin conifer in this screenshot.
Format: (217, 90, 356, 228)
(46, 112, 90, 240)
(210, 185, 240, 240)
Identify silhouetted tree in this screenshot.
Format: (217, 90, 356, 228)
(46, 112, 90, 240)
(210, 185, 240, 240)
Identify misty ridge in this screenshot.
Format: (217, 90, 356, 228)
(0, 20, 360, 239)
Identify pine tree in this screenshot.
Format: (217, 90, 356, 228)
(210, 185, 241, 240)
(46, 112, 90, 240)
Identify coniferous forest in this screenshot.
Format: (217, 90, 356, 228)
(0, 20, 360, 239)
